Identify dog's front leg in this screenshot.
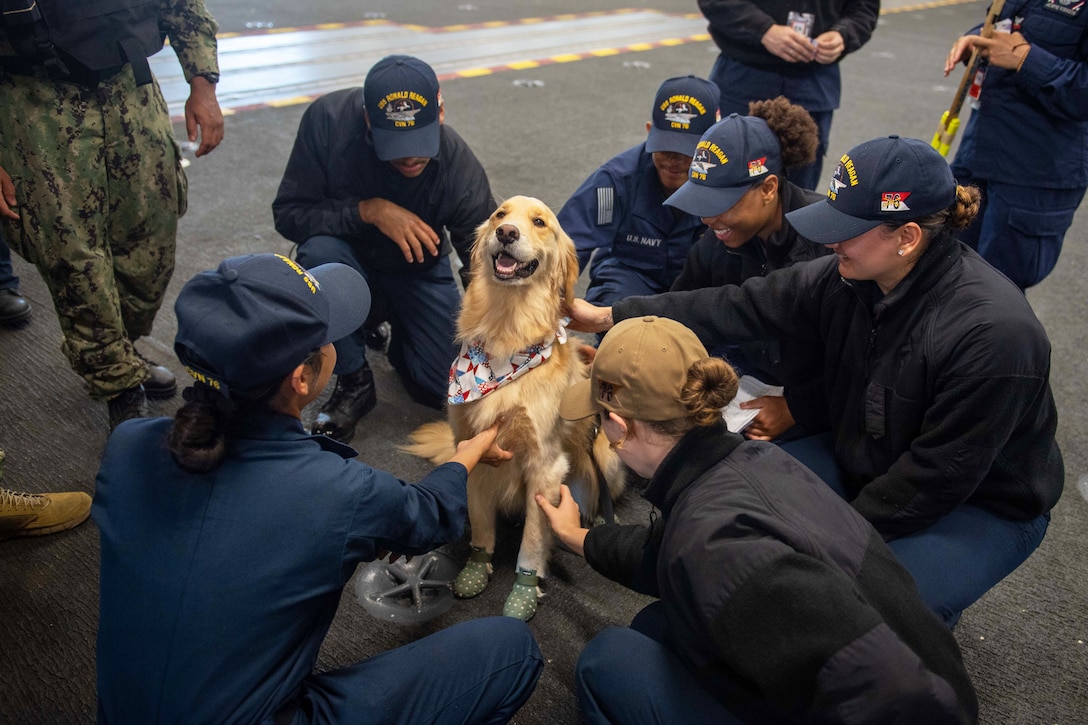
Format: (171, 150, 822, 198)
(503, 456, 568, 621)
(453, 470, 497, 599)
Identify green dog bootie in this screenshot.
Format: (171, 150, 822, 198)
(503, 567, 540, 621)
(453, 546, 493, 599)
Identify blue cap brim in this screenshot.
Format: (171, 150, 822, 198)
(370, 124, 440, 161)
(664, 179, 750, 218)
(645, 129, 700, 157)
(309, 263, 371, 344)
(785, 200, 883, 245)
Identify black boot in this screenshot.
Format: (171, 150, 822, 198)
(135, 351, 177, 400)
(108, 385, 148, 431)
(365, 321, 390, 352)
(312, 363, 377, 443)
(0, 288, 31, 328)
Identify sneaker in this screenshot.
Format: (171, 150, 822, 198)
(312, 363, 377, 443)
(0, 288, 31, 328)
(108, 385, 148, 431)
(134, 351, 177, 399)
(0, 487, 92, 540)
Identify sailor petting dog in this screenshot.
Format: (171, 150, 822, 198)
(538, 315, 977, 724)
(93, 253, 541, 724)
(569, 136, 1063, 630)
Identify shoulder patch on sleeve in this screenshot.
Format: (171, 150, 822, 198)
(596, 187, 615, 226)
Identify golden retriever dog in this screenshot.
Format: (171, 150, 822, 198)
(403, 196, 625, 621)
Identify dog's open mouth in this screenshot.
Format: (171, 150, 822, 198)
(492, 252, 539, 280)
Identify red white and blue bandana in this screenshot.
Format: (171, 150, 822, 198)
(448, 320, 569, 404)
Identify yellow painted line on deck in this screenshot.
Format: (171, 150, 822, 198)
(882, 0, 980, 14)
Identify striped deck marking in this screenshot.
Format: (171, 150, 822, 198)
(155, 1, 983, 120)
(153, 10, 709, 119)
(882, 0, 982, 15)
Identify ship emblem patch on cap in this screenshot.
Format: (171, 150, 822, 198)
(828, 167, 846, 200)
(690, 149, 717, 178)
(748, 157, 769, 177)
(378, 92, 430, 127)
(690, 142, 727, 181)
(662, 94, 708, 128)
(828, 155, 857, 201)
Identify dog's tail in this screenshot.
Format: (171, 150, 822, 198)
(399, 421, 457, 466)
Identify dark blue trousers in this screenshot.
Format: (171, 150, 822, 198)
(946, 169, 1086, 290)
(576, 608, 744, 724)
(710, 54, 838, 191)
(779, 433, 1051, 627)
(0, 230, 18, 291)
(295, 235, 460, 401)
(288, 617, 543, 725)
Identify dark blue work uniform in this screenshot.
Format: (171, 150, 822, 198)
(94, 414, 542, 724)
(698, 0, 879, 190)
(951, 0, 1088, 289)
(272, 88, 496, 399)
(559, 144, 705, 307)
(0, 230, 17, 292)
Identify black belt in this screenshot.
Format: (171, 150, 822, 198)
(0, 48, 150, 87)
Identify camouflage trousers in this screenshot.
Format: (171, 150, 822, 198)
(0, 65, 187, 399)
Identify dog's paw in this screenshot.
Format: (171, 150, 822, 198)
(453, 547, 493, 599)
(502, 567, 541, 621)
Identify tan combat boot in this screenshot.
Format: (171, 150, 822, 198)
(0, 488, 93, 541)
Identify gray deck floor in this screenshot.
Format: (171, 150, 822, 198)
(2, 1, 1086, 722)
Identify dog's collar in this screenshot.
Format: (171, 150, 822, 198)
(447, 319, 569, 405)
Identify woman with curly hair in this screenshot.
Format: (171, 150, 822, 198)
(537, 316, 977, 724)
(569, 136, 1062, 629)
(668, 97, 831, 441)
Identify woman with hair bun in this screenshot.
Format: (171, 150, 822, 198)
(569, 136, 1063, 629)
(667, 97, 832, 441)
(92, 253, 541, 725)
(537, 315, 976, 724)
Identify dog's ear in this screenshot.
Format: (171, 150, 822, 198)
(556, 224, 580, 304)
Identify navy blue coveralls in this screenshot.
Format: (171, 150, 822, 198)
(698, 0, 879, 190)
(272, 88, 496, 401)
(94, 414, 542, 724)
(558, 144, 705, 307)
(951, 0, 1088, 289)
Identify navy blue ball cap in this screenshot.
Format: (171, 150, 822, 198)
(664, 114, 783, 218)
(364, 55, 441, 162)
(174, 254, 371, 397)
(786, 135, 957, 245)
(645, 75, 721, 157)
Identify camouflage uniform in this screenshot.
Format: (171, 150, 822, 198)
(0, 0, 219, 399)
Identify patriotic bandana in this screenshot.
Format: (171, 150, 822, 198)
(448, 319, 569, 404)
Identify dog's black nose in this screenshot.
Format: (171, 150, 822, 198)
(496, 224, 520, 246)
